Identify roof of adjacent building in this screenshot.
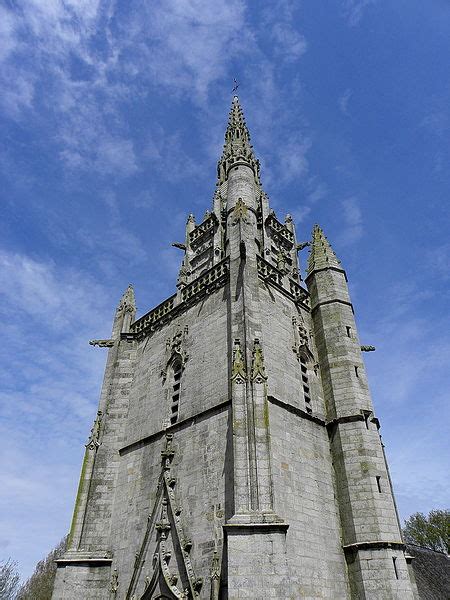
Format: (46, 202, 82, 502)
(407, 544, 450, 600)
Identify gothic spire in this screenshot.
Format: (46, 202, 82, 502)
(307, 225, 342, 275)
(217, 96, 261, 185)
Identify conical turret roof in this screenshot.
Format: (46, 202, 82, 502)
(217, 96, 261, 185)
(307, 225, 342, 275)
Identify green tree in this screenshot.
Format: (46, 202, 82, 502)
(403, 509, 450, 554)
(0, 558, 20, 600)
(18, 536, 67, 600)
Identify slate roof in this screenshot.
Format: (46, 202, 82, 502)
(407, 544, 450, 599)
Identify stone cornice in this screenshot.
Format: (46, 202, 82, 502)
(131, 259, 229, 336)
(343, 541, 406, 553)
(256, 255, 310, 310)
(265, 213, 294, 247)
(189, 213, 218, 246)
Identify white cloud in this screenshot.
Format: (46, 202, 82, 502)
(338, 196, 363, 245)
(291, 179, 328, 225)
(341, 0, 378, 26)
(0, 249, 114, 578)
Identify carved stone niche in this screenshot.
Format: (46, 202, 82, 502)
(161, 326, 189, 382)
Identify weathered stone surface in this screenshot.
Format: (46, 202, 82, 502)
(53, 97, 421, 599)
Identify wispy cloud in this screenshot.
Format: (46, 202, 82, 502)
(361, 276, 450, 518)
(341, 0, 378, 27)
(0, 248, 114, 578)
(339, 88, 353, 116)
(291, 179, 328, 224)
(338, 196, 363, 245)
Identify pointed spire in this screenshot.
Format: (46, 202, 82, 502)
(217, 96, 261, 185)
(307, 225, 342, 275)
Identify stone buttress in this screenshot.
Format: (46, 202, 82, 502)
(53, 97, 418, 600)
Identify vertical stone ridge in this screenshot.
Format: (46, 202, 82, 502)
(307, 224, 342, 274)
(217, 96, 261, 186)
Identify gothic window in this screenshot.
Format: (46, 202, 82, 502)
(170, 358, 182, 425)
(300, 354, 312, 414)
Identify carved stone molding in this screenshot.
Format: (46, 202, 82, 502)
(132, 259, 229, 336)
(251, 339, 267, 383)
(109, 569, 119, 598)
(292, 316, 314, 362)
(161, 326, 189, 382)
(231, 339, 247, 384)
(125, 434, 203, 600)
(85, 411, 103, 451)
(89, 339, 114, 348)
(231, 198, 249, 225)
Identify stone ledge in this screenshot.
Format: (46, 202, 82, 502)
(311, 298, 354, 315)
(55, 552, 112, 567)
(224, 522, 289, 534)
(119, 399, 231, 456)
(305, 265, 348, 282)
(343, 541, 405, 553)
(268, 396, 326, 427)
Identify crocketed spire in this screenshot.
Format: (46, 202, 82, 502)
(307, 225, 342, 275)
(217, 96, 261, 185)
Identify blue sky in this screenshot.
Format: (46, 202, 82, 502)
(1, 0, 449, 581)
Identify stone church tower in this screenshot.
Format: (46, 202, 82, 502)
(53, 98, 418, 599)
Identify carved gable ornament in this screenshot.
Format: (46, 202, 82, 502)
(292, 316, 314, 362)
(231, 339, 247, 383)
(251, 339, 267, 383)
(161, 326, 189, 382)
(125, 435, 205, 600)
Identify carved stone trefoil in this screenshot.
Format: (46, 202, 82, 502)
(231, 339, 247, 383)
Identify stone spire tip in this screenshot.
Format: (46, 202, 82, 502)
(217, 96, 260, 186)
(307, 225, 342, 275)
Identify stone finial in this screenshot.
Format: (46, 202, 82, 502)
(217, 96, 261, 185)
(307, 224, 342, 275)
(251, 339, 267, 382)
(231, 339, 247, 383)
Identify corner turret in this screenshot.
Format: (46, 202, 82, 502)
(306, 224, 416, 598)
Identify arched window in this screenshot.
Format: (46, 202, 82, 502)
(170, 358, 182, 425)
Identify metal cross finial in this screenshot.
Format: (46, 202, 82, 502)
(232, 78, 239, 93)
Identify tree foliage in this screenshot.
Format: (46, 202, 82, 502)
(403, 509, 450, 554)
(17, 536, 67, 600)
(0, 559, 20, 600)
